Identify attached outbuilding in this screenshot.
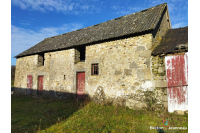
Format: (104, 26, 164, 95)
(152, 27, 188, 113)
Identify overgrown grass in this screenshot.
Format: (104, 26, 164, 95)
(12, 96, 188, 133)
(41, 103, 188, 133)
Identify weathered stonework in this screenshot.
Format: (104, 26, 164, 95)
(15, 34, 158, 109)
(129, 61, 139, 69)
(85, 34, 153, 102)
(14, 32, 169, 110)
(151, 55, 168, 110)
(14, 49, 75, 97)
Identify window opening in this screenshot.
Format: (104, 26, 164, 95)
(80, 46, 85, 61)
(91, 63, 99, 75)
(75, 46, 85, 63)
(38, 53, 45, 66)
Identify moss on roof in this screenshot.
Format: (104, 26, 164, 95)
(152, 26, 188, 56)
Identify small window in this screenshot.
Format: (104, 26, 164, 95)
(91, 64, 99, 75)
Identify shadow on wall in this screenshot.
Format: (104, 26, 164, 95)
(13, 87, 89, 100)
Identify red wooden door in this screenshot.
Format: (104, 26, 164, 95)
(165, 53, 188, 112)
(27, 75, 32, 95)
(38, 76, 43, 95)
(77, 72, 85, 99)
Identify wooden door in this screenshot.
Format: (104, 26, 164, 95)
(38, 76, 43, 95)
(27, 75, 32, 95)
(165, 53, 188, 113)
(77, 72, 85, 99)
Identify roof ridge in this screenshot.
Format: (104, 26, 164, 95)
(44, 3, 167, 40)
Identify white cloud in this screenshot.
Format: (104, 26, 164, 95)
(112, 0, 188, 29)
(11, 0, 99, 14)
(11, 23, 84, 57)
(149, 0, 166, 5)
(167, 3, 177, 12)
(111, 5, 120, 10)
(172, 22, 185, 28)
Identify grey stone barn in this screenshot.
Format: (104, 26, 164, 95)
(14, 3, 188, 112)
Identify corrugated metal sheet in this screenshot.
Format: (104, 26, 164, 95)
(165, 53, 188, 113)
(15, 3, 167, 58)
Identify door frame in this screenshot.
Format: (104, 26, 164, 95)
(27, 75, 33, 95)
(37, 75, 44, 95)
(76, 71, 85, 99)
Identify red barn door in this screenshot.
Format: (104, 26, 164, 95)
(77, 72, 85, 99)
(27, 75, 32, 95)
(38, 76, 43, 95)
(165, 53, 188, 112)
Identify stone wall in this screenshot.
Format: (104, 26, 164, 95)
(14, 55, 38, 95)
(151, 56, 168, 110)
(85, 34, 155, 109)
(14, 49, 75, 98)
(85, 33, 168, 110)
(47, 49, 75, 97)
(14, 32, 169, 111)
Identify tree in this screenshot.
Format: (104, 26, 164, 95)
(11, 65, 16, 81)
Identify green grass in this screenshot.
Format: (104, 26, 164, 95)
(11, 80, 14, 87)
(11, 96, 79, 133)
(11, 96, 188, 133)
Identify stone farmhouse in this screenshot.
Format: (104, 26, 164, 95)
(14, 3, 188, 113)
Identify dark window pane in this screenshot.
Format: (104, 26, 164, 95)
(91, 64, 99, 75)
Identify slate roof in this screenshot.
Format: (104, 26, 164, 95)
(152, 26, 188, 56)
(15, 3, 167, 58)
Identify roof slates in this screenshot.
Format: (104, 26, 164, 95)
(152, 26, 188, 56)
(15, 3, 167, 58)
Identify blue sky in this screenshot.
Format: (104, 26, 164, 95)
(11, 0, 188, 65)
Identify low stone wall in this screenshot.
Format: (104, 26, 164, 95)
(91, 86, 167, 111)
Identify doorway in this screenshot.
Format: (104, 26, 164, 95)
(77, 72, 85, 99)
